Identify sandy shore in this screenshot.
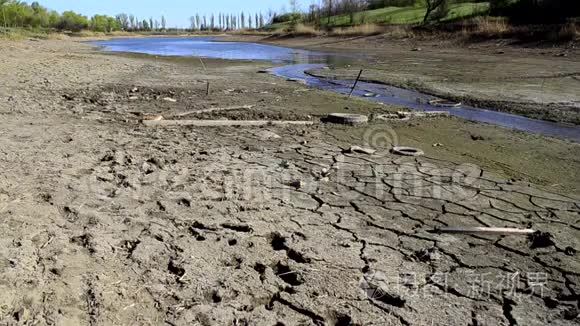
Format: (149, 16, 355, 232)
(0, 38, 579, 325)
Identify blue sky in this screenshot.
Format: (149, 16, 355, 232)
(39, 0, 294, 28)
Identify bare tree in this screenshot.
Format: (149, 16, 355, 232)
(116, 13, 129, 30)
(326, 0, 333, 25)
(161, 15, 166, 30)
(423, 0, 447, 23)
(129, 14, 135, 30)
(290, 0, 300, 13)
(189, 16, 196, 30)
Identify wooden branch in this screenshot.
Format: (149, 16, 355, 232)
(143, 120, 315, 127)
(348, 69, 363, 98)
(433, 226, 536, 235)
(173, 105, 254, 117)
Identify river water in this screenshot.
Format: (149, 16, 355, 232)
(93, 37, 580, 142)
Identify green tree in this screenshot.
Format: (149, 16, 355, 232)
(59, 11, 89, 32)
(107, 16, 120, 31)
(90, 14, 109, 32)
(48, 10, 60, 28)
(0, 0, 9, 31)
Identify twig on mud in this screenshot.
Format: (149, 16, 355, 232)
(277, 267, 320, 277)
(40, 235, 54, 249)
(173, 105, 254, 117)
(199, 58, 210, 96)
(433, 226, 536, 235)
(348, 69, 363, 98)
(178, 272, 188, 283)
(143, 120, 315, 127)
(122, 303, 136, 311)
(199, 58, 207, 72)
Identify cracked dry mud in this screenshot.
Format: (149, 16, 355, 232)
(0, 39, 579, 325)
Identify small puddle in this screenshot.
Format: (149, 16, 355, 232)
(93, 37, 580, 142)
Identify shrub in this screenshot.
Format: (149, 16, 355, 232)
(469, 16, 508, 37)
(272, 12, 303, 24)
(288, 23, 320, 36)
(57, 11, 89, 32)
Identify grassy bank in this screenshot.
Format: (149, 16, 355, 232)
(322, 2, 489, 26)
(268, 2, 489, 31)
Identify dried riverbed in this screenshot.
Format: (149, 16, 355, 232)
(0, 38, 579, 325)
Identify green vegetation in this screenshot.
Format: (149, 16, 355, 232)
(268, 2, 489, 30)
(0, 0, 168, 35)
(321, 2, 488, 26)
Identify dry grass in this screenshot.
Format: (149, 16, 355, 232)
(330, 24, 384, 37)
(290, 24, 321, 36)
(463, 17, 509, 38)
(554, 22, 579, 42)
(45, 33, 70, 40)
(270, 23, 321, 37)
(382, 25, 415, 38)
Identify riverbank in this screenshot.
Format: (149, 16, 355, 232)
(227, 33, 580, 125)
(0, 38, 579, 325)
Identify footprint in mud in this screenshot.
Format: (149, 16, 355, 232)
(60, 206, 79, 222)
(254, 263, 267, 282)
(221, 223, 253, 233)
(269, 232, 311, 263)
(168, 259, 186, 278)
(273, 261, 304, 286)
(227, 238, 238, 246)
(70, 233, 95, 254)
(177, 198, 191, 207)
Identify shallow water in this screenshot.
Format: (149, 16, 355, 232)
(93, 37, 580, 142)
(93, 37, 342, 63)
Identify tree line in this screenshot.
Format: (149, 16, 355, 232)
(188, 12, 268, 31)
(283, 0, 579, 26)
(298, 0, 481, 26)
(0, 0, 169, 32)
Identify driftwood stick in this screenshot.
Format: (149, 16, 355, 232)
(348, 69, 363, 98)
(434, 226, 536, 235)
(143, 120, 315, 127)
(174, 105, 254, 117)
